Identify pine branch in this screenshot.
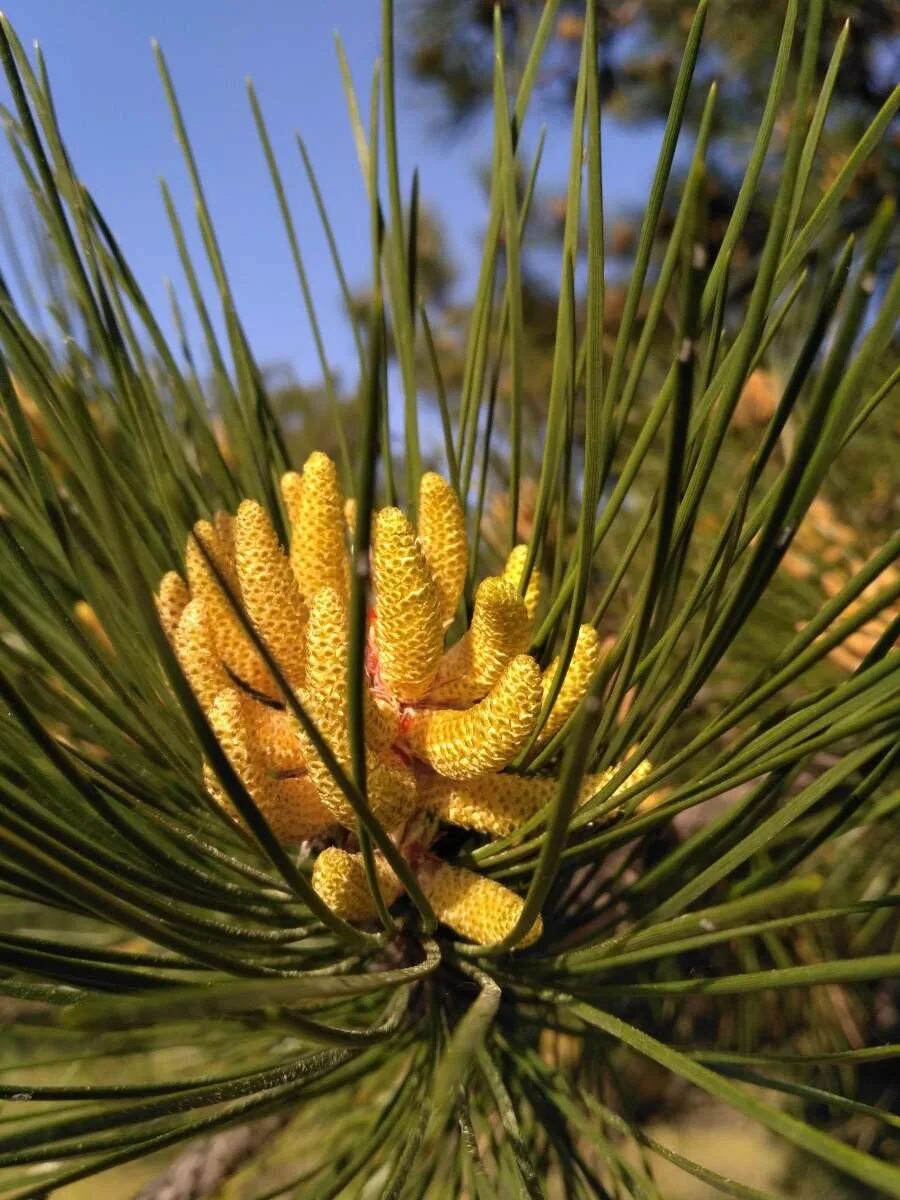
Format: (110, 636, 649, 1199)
(131, 1114, 292, 1200)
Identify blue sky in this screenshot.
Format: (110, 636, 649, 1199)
(0, 1, 663, 390)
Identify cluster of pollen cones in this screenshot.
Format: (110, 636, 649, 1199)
(156, 451, 648, 948)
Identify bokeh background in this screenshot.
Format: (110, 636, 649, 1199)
(0, 3, 679, 404)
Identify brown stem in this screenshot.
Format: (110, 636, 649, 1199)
(131, 1113, 292, 1200)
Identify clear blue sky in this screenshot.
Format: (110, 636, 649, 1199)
(0, 1, 663, 389)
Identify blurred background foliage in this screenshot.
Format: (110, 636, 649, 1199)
(402, 0, 898, 251)
(395, 0, 898, 518)
(384, 0, 900, 720)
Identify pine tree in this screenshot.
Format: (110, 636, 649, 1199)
(0, 2, 898, 1196)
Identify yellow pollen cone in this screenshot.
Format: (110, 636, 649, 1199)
(304, 586, 347, 719)
(419, 772, 550, 837)
(290, 451, 349, 601)
(173, 598, 230, 711)
(312, 846, 402, 921)
(207, 687, 268, 798)
(428, 576, 529, 704)
(503, 544, 541, 623)
(365, 693, 400, 751)
(372, 506, 444, 702)
(297, 578, 397, 748)
(404, 654, 542, 779)
(212, 511, 237, 582)
(280, 471, 304, 529)
(234, 499, 308, 690)
(155, 571, 190, 641)
(185, 521, 277, 700)
(207, 687, 331, 843)
(187, 518, 233, 583)
(578, 758, 654, 819)
(364, 750, 420, 830)
(244, 700, 306, 773)
(421, 861, 541, 948)
(303, 731, 417, 832)
(283, 542, 398, 752)
(303, 587, 416, 829)
(421, 768, 641, 837)
(417, 472, 467, 627)
(537, 624, 601, 746)
(255, 776, 333, 844)
(204, 762, 329, 844)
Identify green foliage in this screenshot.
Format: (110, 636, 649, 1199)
(402, 0, 899, 259)
(0, 1, 898, 1196)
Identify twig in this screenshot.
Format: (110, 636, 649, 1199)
(131, 1113, 292, 1200)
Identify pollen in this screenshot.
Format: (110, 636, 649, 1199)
(301, 587, 359, 828)
(303, 586, 348, 718)
(419, 772, 549, 836)
(280, 470, 304, 529)
(429, 576, 530, 704)
(244, 700, 306, 774)
(206, 687, 331, 843)
(503, 543, 541, 623)
(256, 775, 333, 844)
(312, 846, 402, 921)
(417, 472, 467, 627)
(159, 455, 628, 942)
(303, 586, 417, 830)
(537, 623, 601, 746)
(155, 571, 190, 640)
(365, 692, 400, 751)
(573, 758, 657, 823)
(421, 765, 650, 836)
(234, 499, 308, 690)
(212, 510, 237, 578)
(173, 598, 230, 711)
(421, 860, 542, 948)
(404, 654, 542, 779)
(372, 506, 444, 702)
(206, 687, 270, 800)
(288, 451, 349, 601)
(185, 521, 277, 700)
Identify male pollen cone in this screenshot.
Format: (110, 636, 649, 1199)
(372, 506, 444, 702)
(421, 861, 542, 947)
(404, 654, 542, 779)
(417, 472, 467, 627)
(234, 498, 308, 690)
(289, 451, 349, 601)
